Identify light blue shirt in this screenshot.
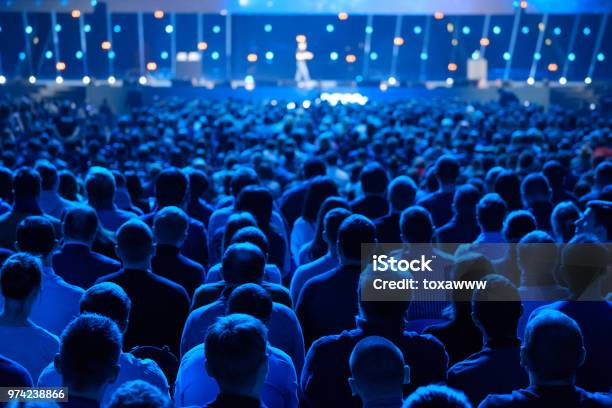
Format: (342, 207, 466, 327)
(174, 343, 297, 408)
(181, 299, 304, 375)
(38, 351, 169, 407)
(290, 217, 315, 267)
(290, 253, 338, 304)
(0, 323, 59, 381)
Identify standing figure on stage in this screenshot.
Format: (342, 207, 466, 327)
(295, 35, 313, 85)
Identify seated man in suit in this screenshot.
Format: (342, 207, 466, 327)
(374, 175, 417, 244)
(53, 205, 121, 289)
(350, 162, 389, 221)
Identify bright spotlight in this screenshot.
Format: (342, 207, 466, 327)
(55, 76, 63, 84)
(0, 75, 5, 85)
(286, 102, 296, 110)
(165, 25, 174, 34)
(387, 76, 397, 86)
(28, 76, 36, 84)
(302, 100, 311, 109)
(265, 51, 274, 61)
(108, 76, 116, 85)
(559, 77, 567, 85)
(527, 77, 535, 85)
(138, 76, 147, 85)
(584, 77, 592, 84)
(82, 75, 91, 85)
(446, 77, 454, 85)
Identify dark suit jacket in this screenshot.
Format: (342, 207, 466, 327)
(374, 213, 401, 243)
(53, 243, 121, 289)
(151, 244, 205, 298)
(350, 195, 389, 221)
(187, 198, 214, 228)
(280, 182, 308, 230)
(191, 281, 292, 310)
(96, 268, 190, 356)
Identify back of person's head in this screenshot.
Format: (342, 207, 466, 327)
(338, 215, 376, 264)
(324, 208, 352, 248)
(108, 380, 170, 408)
(0, 253, 41, 302)
(349, 336, 406, 402)
(584, 200, 612, 241)
(226, 283, 273, 323)
(0, 166, 13, 203)
(494, 170, 521, 210)
(594, 160, 612, 190)
(185, 168, 209, 199)
(388, 176, 417, 212)
(204, 314, 268, 394)
(472, 274, 522, 339)
(453, 184, 480, 216)
(551, 201, 581, 242)
(115, 220, 154, 265)
(561, 234, 609, 298)
(16, 216, 56, 257)
(485, 166, 505, 192)
(235, 185, 273, 228)
(521, 173, 552, 205)
(59, 169, 79, 201)
(452, 253, 494, 303)
(80, 282, 131, 334)
(303, 157, 326, 179)
(542, 160, 565, 188)
(222, 242, 266, 284)
(302, 176, 339, 222)
(222, 212, 258, 251)
(155, 168, 189, 207)
(476, 193, 507, 232)
(230, 227, 270, 259)
(230, 167, 260, 197)
(153, 206, 189, 247)
(503, 210, 537, 243)
(402, 385, 471, 408)
(56, 314, 121, 394)
(360, 162, 389, 195)
(517, 230, 558, 280)
(434, 155, 460, 185)
(35, 160, 59, 191)
(63, 205, 99, 244)
(13, 167, 41, 199)
(86, 167, 116, 204)
(400, 206, 434, 243)
(522, 310, 585, 382)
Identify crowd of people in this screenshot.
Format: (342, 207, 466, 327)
(0, 93, 610, 408)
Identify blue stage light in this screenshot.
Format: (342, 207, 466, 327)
(330, 51, 338, 61)
(492, 26, 501, 35)
(265, 51, 274, 60)
(213, 25, 221, 34)
(365, 26, 373, 34)
(19, 52, 26, 60)
(369, 52, 378, 61)
(45, 51, 53, 59)
(413, 25, 422, 35)
(583, 27, 591, 35)
(534, 52, 541, 60)
(75, 50, 83, 59)
(113, 24, 121, 33)
(108, 51, 116, 59)
(54, 24, 62, 32)
(165, 25, 174, 34)
(84, 24, 91, 33)
(25, 26, 33, 34)
(90, 0, 97, 6)
(326, 24, 334, 33)
(597, 53, 605, 62)
(211, 51, 220, 60)
(462, 26, 471, 35)
(503, 52, 511, 61)
(521, 26, 529, 34)
(161, 51, 169, 60)
(264, 24, 272, 32)
(567, 53, 576, 61)
(553, 27, 561, 35)
(420, 52, 428, 60)
(356, 75, 363, 82)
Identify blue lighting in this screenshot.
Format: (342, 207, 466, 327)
(161, 51, 169, 60)
(568, 52, 576, 61)
(420, 52, 428, 60)
(25, 26, 33, 34)
(369, 52, 378, 61)
(413, 25, 422, 35)
(471, 50, 480, 60)
(75, 50, 83, 59)
(365, 26, 373, 34)
(521, 26, 529, 34)
(212, 25, 221, 34)
(245, 75, 254, 83)
(583, 27, 591, 35)
(108, 51, 115, 59)
(330, 51, 339, 61)
(54, 24, 62, 32)
(84, 24, 91, 33)
(265, 51, 274, 60)
(45, 50, 53, 59)
(356, 75, 363, 82)
(326, 24, 334, 33)
(503, 52, 511, 61)
(113, 24, 121, 33)
(462, 26, 471, 35)
(264, 24, 272, 32)
(165, 25, 174, 34)
(553, 27, 561, 35)
(19, 52, 26, 61)
(492, 26, 501, 35)
(597, 53, 605, 62)
(534, 52, 541, 60)
(90, 0, 97, 6)
(211, 51, 220, 60)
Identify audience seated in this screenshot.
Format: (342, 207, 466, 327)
(52, 205, 121, 289)
(349, 336, 409, 408)
(151, 206, 205, 298)
(86, 167, 137, 233)
(280, 158, 327, 231)
(351, 162, 390, 221)
(520, 173, 553, 233)
(375, 175, 417, 244)
(108, 380, 171, 408)
(417, 156, 460, 228)
(550, 201, 581, 243)
(403, 385, 471, 408)
(575, 200, 611, 242)
(96, 220, 190, 356)
(184, 168, 214, 228)
(38, 282, 169, 407)
(35, 160, 74, 219)
(176, 284, 298, 408)
(448, 275, 528, 406)
(479, 310, 612, 408)
(493, 210, 538, 285)
(436, 184, 481, 254)
(0, 353, 33, 387)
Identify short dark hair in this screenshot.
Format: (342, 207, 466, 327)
(16, 216, 56, 256)
(453, 184, 480, 215)
(230, 167, 260, 197)
(402, 385, 471, 408)
(205, 314, 268, 388)
(0, 253, 41, 300)
(108, 380, 170, 408)
(518, 230, 558, 279)
(58, 314, 122, 392)
(561, 234, 609, 298)
(303, 157, 326, 179)
(155, 168, 189, 206)
(302, 176, 339, 222)
(35, 160, 59, 190)
(388, 176, 417, 212)
(153, 206, 189, 245)
(13, 167, 41, 198)
(86, 167, 116, 203)
(230, 227, 270, 258)
(400, 206, 434, 243)
(116, 220, 154, 264)
(80, 283, 131, 333)
(594, 161, 612, 189)
(226, 283, 273, 323)
(434, 155, 460, 184)
(221, 242, 266, 284)
(185, 168, 210, 198)
(349, 336, 404, 395)
(63, 205, 99, 243)
(521, 173, 551, 204)
(235, 186, 273, 228)
(524, 310, 584, 380)
(222, 212, 258, 252)
(477, 193, 507, 232)
(338, 215, 376, 262)
(551, 201, 580, 242)
(503, 210, 537, 243)
(586, 200, 612, 240)
(472, 274, 522, 339)
(324, 208, 352, 246)
(360, 163, 389, 195)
